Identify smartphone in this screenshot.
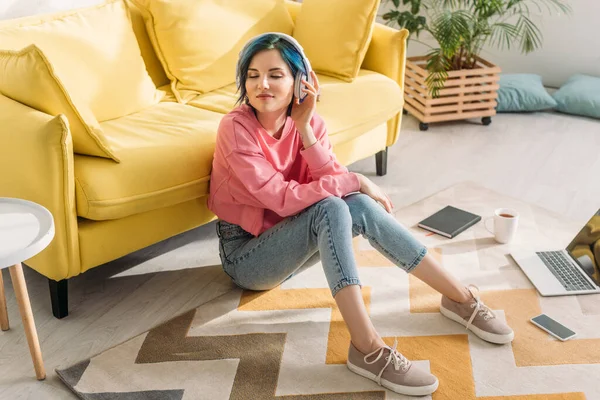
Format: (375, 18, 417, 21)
(530, 314, 577, 341)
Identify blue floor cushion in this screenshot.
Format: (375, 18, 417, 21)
(496, 74, 557, 112)
(553, 74, 600, 119)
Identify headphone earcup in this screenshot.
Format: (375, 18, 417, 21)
(295, 71, 309, 103)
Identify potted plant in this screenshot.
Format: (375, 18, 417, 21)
(382, 0, 570, 131)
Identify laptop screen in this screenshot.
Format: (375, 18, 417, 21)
(566, 209, 600, 286)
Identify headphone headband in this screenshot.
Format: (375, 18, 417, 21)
(235, 32, 312, 92)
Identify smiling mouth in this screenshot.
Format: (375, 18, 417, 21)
(257, 94, 274, 98)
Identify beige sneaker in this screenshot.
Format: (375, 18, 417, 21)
(440, 285, 514, 344)
(347, 339, 439, 396)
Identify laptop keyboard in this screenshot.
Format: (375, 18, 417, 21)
(537, 251, 595, 291)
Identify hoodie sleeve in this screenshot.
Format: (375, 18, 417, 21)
(299, 113, 350, 181)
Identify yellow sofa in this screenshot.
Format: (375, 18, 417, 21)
(0, 0, 408, 318)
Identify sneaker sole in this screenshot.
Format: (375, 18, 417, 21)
(440, 305, 515, 344)
(347, 360, 439, 396)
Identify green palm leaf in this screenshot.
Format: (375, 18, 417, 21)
(425, 48, 451, 98)
(516, 15, 542, 52)
(490, 22, 519, 50)
(430, 9, 472, 56)
(533, 0, 571, 14)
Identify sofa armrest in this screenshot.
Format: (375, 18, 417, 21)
(363, 24, 409, 89)
(362, 24, 409, 146)
(0, 95, 80, 280)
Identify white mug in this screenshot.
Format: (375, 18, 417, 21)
(484, 208, 519, 244)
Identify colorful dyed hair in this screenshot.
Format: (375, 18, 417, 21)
(235, 33, 306, 107)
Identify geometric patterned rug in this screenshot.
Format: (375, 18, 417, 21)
(56, 182, 600, 399)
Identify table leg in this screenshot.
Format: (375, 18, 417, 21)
(9, 263, 46, 380)
(0, 270, 9, 331)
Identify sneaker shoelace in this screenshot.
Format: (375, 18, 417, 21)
(364, 338, 410, 386)
(466, 285, 496, 330)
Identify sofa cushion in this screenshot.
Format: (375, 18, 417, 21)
(132, 0, 294, 102)
(0, 0, 162, 122)
(126, 0, 170, 89)
(187, 70, 403, 144)
(292, 0, 379, 82)
(74, 102, 223, 221)
(0, 45, 119, 161)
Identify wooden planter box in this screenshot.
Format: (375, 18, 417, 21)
(403, 55, 501, 131)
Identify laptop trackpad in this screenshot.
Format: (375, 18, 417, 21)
(512, 252, 565, 294)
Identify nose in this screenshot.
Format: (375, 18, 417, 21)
(258, 75, 269, 90)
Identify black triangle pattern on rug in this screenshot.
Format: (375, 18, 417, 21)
(56, 360, 184, 400)
(56, 359, 90, 387)
(73, 390, 184, 400)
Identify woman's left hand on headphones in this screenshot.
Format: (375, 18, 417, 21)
(291, 70, 320, 130)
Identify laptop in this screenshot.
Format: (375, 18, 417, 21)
(510, 209, 600, 296)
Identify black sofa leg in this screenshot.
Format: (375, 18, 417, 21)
(49, 279, 68, 319)
(376, 147, 388, 176)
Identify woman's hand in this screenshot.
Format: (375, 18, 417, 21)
(355, 173, 394, 213)
(291, 70, 320, 131)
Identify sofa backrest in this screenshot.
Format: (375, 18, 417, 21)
(125, 0, 302, 91)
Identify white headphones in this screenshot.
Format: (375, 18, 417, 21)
(236, 32, 314, 103)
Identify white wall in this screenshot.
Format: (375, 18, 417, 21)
(0, 0, 104, 21)
(378, 0, 600, 88)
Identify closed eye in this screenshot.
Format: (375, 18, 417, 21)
(247, 75, 284, 79)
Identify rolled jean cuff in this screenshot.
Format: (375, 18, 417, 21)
(406, 246, 428, 274)
(331, 278, 362, 297)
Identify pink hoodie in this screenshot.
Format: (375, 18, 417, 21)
(207, 104, 360, 236)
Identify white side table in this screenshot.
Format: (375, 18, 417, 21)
(0, 198, 55, 380)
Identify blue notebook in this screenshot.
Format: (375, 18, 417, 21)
(417, 206, 481, 238)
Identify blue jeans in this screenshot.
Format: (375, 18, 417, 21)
(216, 194, 427, 297)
